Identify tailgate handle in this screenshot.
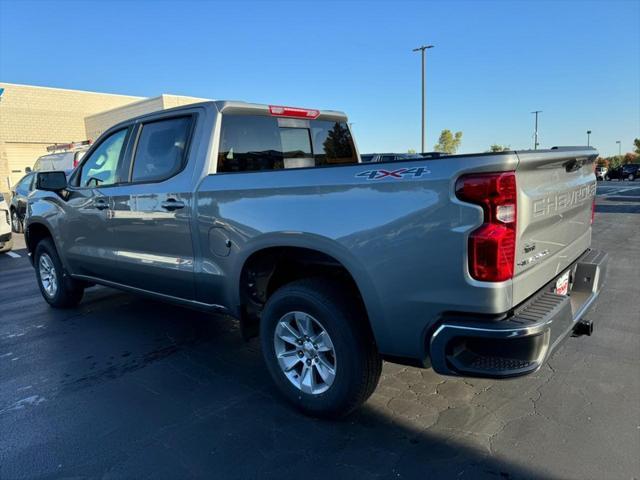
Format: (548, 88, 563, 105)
(564, 157, 587, 173)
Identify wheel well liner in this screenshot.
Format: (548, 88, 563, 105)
(238, 246, 367, 339)
(26, 223, 54, 259)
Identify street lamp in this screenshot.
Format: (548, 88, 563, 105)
(586, 130, 591, 147)
(616, 140, 621, 156)
(413, 44, 434, 154)
(531, 111, 542, 150)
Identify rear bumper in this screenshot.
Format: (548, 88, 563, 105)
(429, 249, 608, 378)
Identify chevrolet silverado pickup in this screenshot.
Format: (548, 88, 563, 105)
(26, 101, 607, 417)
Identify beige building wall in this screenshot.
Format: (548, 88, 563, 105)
(85, 94, 208, 140)
(0, 82, 143, 191)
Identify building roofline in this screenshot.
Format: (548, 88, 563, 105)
(0, 81, 145, 99)
(84, 95, 166, 120)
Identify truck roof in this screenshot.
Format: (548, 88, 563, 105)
(123, 100, 348, 125)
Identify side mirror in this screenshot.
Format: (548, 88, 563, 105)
(37, 171, 68, 192)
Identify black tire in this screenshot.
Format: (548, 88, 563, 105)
(11, 209, 22, 233)
(260, 278, 382, 418)
(34, 238, 84, 308)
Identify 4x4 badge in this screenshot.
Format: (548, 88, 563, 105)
(356, 167, 431, 180)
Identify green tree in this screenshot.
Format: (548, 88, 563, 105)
(434, 129, 463, 154)
(608, 155, 623, 169)
(322, 122, 352, 162)
(634, 138, 640, 155)
(488, 144, 510, 152)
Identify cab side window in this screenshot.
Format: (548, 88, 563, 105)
(130, 117, 192, 183)
(79, 129, 128, 188)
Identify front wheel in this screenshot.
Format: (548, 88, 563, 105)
(260, 278, 382, 418)
(34, 238, 84, 308)
(11, 210, 22, 233)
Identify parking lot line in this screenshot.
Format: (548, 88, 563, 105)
(5, 251, 21, 258)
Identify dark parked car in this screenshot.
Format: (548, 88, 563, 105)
(9, 171, 36, 233)
(605, 163, 639, 181)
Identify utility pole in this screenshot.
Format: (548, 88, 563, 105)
(587, 130, 591, 147)
(531, 111, 542, 150)
(616, 140, 621, 156)
(413, 44, 434, 154)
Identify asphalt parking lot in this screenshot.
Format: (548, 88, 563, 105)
(1, 183, 639, 480)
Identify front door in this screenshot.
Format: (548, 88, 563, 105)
(106, 115, 196, 300)
(62, 127, 130, 279)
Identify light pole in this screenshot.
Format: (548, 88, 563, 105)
(413, 44, 434, 154)
(616, 140, 621, 156)
(587, 130, 591, 147)
(531, 111, 542, 150)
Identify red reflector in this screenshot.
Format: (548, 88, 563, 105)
(269, 105, 320, 119)
(456, 172, 517, 282)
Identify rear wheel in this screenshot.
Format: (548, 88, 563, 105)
(260, 278, 381, 418)
(34, 238, 84, 308)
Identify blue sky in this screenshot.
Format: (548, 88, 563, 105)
(1, 0, 638, 156)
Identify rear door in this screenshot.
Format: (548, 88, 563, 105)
(512, 148, 597, 305)
(106, 114, 197, 300)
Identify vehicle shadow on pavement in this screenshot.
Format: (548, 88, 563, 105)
(12, 288, 543, 480)
(596, 203, 640, 214)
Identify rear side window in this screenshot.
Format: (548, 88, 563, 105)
(217, 115, 357, 173)
(131, 117, 192, 183)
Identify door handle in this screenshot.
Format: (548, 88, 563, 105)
(161, 198, 185, 211)
(94, 198, 109, 210)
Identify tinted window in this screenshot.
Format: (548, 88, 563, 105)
(79, 129, 128, 187)
(217, 115, 357, 173)
(131, 117, 191, 183)
(15, 174, 34, 194)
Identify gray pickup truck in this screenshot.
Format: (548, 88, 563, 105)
(27, 101, 607, 417)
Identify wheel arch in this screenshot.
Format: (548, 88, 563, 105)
(25, 220, 63, 267)
(232, 236, 384, 343)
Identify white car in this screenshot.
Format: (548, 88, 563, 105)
(0, 192, 13, 253)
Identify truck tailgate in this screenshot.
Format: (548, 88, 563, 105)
(512, 148, 597, 306)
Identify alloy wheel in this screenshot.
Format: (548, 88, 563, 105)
(38, 253, 58, 298)
(273, 311, 337, 395)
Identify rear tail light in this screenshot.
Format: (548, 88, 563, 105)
(269, 105, 320, 119)
(455, 172, 517, 282)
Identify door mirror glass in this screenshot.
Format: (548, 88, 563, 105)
(37, 171, 68, 192)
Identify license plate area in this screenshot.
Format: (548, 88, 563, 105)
(555, 271, 570, 296)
